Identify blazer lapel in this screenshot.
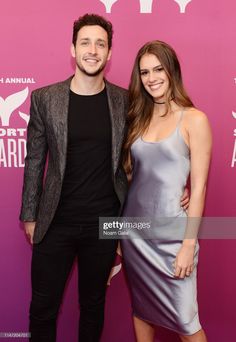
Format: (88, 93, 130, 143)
(51, 77, 72, 179)
(106, 80, 126, 175)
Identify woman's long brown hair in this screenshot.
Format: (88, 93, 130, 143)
(123, 40, 194, 174)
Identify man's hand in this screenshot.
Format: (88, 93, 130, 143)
(180, 187, 190, 210)
(24, 222, 36, 244)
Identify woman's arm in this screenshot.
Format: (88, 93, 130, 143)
(174, 109, 212, 278)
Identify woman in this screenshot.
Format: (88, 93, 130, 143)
(121, 40, 212, 342)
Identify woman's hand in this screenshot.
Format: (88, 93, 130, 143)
(173, 242, 195, 278)
(180, 187, 190, 210)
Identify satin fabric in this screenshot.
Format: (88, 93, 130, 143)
(121, 115, 201, 335)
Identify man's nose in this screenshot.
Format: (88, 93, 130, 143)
(89, 43, 97, 54)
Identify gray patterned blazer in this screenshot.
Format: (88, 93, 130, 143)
(20, 76, 128, 243)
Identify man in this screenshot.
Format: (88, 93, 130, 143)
(20, 13, 128, 342)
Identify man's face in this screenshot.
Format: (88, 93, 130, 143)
(71, 25, 111, 77)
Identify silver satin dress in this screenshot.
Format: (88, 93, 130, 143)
(121, 116, 202, 335)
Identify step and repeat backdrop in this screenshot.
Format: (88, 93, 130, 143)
(0, 1, 236, 341)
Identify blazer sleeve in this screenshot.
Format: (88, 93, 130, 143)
(19, 90, 48, 221)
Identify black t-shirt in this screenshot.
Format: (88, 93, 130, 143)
(53, 87, 120, 225)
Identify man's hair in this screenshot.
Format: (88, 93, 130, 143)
(72, 13, 113, 49)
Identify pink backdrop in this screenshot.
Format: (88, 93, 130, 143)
(0, 1, 236, 341)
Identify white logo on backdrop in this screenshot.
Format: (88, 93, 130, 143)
(19, 111, 30, 125)
(0, 88, 29, 126)
(174, 0, 192, 13)
(231, 111, 236, 167)
(99, 0, 192, 13)
(0, 87, 30, 168)
(231, 77, 236, 167)
(99, 0, 118, 13)
(107, 245, 122, 285)
(107, 262, 122, 285)
(139, 0, 154, 13)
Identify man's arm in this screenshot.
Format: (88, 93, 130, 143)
(20, 90, 48, 240)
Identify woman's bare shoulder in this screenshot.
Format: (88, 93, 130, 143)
(182, 108, 210, 128)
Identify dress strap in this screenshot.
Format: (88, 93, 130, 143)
(176, 110, 184, 128)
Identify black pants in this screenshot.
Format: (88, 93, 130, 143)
(29, 223, 117, 342)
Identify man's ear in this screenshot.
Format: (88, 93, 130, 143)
(71, 43, 76, 58)
(107, 49, 112, 61)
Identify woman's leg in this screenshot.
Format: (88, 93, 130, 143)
(133, 316, 155, 342)
(179, 329, 207, 342)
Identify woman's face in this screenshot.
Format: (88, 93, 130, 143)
(139, 53, 170, 102)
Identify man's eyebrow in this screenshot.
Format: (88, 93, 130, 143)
(79, 38, 106, 41)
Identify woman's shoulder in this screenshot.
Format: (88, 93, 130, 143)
(182, 107, 210, 128)
(181, 108, 212, 147)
